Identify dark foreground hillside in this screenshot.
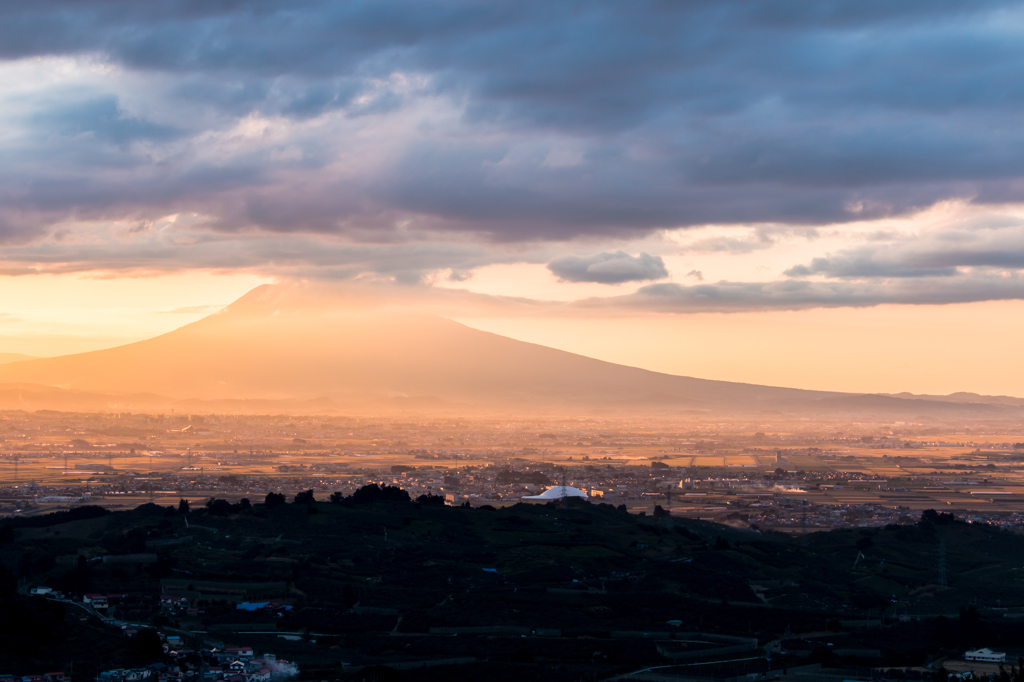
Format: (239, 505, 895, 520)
(2, 492, 1024, 681)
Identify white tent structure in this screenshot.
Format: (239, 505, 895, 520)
(522, 485, 589, 501)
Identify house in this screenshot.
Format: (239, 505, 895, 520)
(965, 648, 1006, 662)
(159, 595, 190, 610)
(43, 674, 66, 682)
(248, 669, 271, 682)
(225, 647, 253, 659)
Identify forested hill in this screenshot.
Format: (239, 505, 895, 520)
(1, 494, 1022, 680)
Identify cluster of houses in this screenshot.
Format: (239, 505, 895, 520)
(29, 587, 131, 614)
(92, 645, 294, 682)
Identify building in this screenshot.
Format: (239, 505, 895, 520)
(965, 648, 1006, 662)
(521, 485, 588, 501)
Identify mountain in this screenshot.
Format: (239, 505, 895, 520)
(0, 283, 1016, 417)
(0, 353, 36, 365)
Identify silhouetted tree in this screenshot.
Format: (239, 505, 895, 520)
(351, 484, 410, 504)
(294, 489, 316, 505)
(920, 509, 957, 526)
(329, 491, 345, 504)
(206, 498, 234, 516)
(177, 499, 190, 515)
(416, 493, 445, 505)
(264, 492, 286, 508)
(238, 497, 251, 510)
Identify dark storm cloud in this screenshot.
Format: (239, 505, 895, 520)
(548, 251, 668, 284)
(2, 0, 1024, 250)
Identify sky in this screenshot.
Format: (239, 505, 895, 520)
(2, 1, 1024, 395)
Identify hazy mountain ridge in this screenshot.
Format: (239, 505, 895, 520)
(0, 283, 1017, 417)
(884, 391, 1024, 408)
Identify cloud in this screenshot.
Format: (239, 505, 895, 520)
(29, 95, 182, 145)
(0, 313, 21, 323)
(0, 220, 527, 284)
(594, 273, 1024, 313)
(547, 251, 668, 284)
(785, 217, 1024, 279)
(2, 0, 1024, 323)
(0, 0, 1020, 251)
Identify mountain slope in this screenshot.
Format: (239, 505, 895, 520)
(0, 353, 36, 365)
(0, 283, 1015, 416)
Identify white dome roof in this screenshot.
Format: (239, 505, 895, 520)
(522, 485, 589, 500)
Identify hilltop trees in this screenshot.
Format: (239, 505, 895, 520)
(920, 509, 957, 526)
(329, 484, 412, 506)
